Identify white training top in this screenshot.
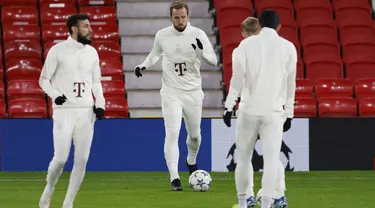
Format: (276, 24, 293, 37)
(137, 22, 218, 92)
(225, 28, 297, 118)
(39, 36, 106, 110)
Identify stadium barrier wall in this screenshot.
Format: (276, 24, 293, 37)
(0, 119, 212, 172)
(1, 118, 374, 171)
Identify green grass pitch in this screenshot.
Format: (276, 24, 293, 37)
(0, 171, 374, 207)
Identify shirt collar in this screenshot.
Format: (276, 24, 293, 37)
(67, 36, 85, 49)
(171, 21, 191, 35)
(259, 27, 279, 36)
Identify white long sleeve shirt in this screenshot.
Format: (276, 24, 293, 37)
(137, 22, 218, 92)
(225, 28, 297, 118)
(39, 36, 105, 110)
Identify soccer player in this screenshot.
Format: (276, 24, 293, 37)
(134, 0, 217, 191)
(225, 17, 288, 208)
(223, 10, 297, 208)
(38, 14, 105, 208)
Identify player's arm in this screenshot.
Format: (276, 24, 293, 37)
(39, 46, 63, 101)
(284, 44, 298, 118)
(224, 47, 245, 111)
(92, 52, 105, 110)
(198, 30, 218, 66)
(139, 31, 163, 68)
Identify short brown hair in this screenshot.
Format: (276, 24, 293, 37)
(170, 0, 189, 16)
(241, 17, 259, 36)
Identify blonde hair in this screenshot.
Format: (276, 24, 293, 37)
(241, 17, 259, 36)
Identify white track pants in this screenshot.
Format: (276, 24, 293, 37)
(235, 110, 285, 199)
(161, 89, 204, 181)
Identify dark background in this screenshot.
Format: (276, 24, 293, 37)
(309, 118, 375, 170)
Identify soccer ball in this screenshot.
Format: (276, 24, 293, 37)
(188, 169, 212, 192)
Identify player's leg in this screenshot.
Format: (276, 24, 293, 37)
(258, 114, 285, 208)
(161, 93, 184, 190)
(273, 160, 288, 208)
(246, 160, 256, 207)
(181, 90, 204, 174)
(235, 111, 259, 208)
(62, 109, 95, 208)
(39, 110, 74, 208)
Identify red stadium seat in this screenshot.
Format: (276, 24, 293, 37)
(42, 25, 70, 46)
(214, 0, 252, 12)
(79, 6, 117, 25)
(314, 78, 353, 99)
(223, 62, 232, 93)
(355, 79, 375, 99)
(299, 17, 337, 43)
(91, 25, 119, 42)
(40, 0, 76, 7)
(100, 60, 123, 80)
(297, 60, 304, 78)
(255, 0, 294, 20)
(40, 4, 77, 25)
(3, 24, 40, 43)
(8, 99, 47, 118)
(334, 1, 372, 23)
(219, 26, 242, 48)
(2, 6, 39, 25)
(338, 17, 375, 43)
(4, 41, 42, 62)
(295, 1, 333, 24)
(104, 98, 129, 118)
(78, 0, 116, 6)
(221, 44, 238, 67)
(92, 41, 121, 60)
(0, 65, 3, 81)
(2, 0, 36, 6)
(0, 80, 4, 99)
(318, 97, 357, 117)
(345, 55, 375, 81)
(216, 9, 252, 29)
(358, 98, 375, 116)
(0, 99, 6, 118)
(341, 37, 375, 61)
(6, 59, 42, 82)
(7, 80, 45, 101)
(102, 80, 125, 98)
(302, 35, 340, 60)
(305, 55, 343, 82)
(294, 97, 317, 117)
(296, 79, 313, 98)
(278, 22, 298, 43)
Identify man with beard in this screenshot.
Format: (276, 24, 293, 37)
(134, 0, 217, 191)
(38, 14, 105, 208)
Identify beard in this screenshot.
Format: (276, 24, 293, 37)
(174, 24, 187, 32)
(77, 32, 91, 45)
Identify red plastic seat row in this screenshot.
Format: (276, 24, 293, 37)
(4, 97, 128, 118)
(4, 80, 125, 101)
(296, 78, 375, 99)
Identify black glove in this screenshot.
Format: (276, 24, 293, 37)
(191, 38, 203, 50)
(135, 66, 146, 78)
(54, 95, 67, 105)
(223, 108, 233, 127)
(283, 118, 292, 132)
(93, 106, 105, 120)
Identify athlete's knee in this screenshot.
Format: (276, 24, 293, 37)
(74, 157, 89, 167)
(165, 129, 179, 142)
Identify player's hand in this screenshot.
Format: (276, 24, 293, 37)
(135, 66, 146, 78)
(93, 106, 105, 120)
(54, 94, 67, 105)
(283, 118, 292, 132)
(223, 108, 233, 127)
(191, 38, 203, 50)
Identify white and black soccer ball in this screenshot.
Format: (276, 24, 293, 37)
(188, 169, 212, 192)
